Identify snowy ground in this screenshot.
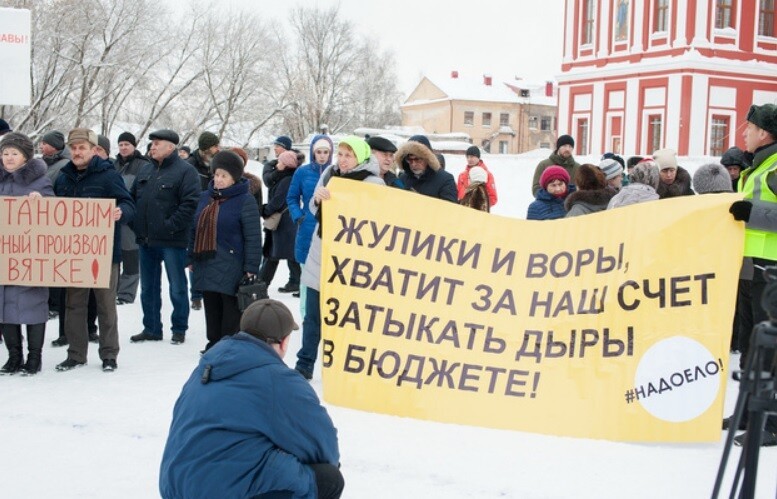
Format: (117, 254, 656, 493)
(2, 151, 775, 498)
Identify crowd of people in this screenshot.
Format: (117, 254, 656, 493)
(1, 100, 777, 495)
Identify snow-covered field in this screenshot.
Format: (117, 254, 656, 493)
(2, 151, 773, 498)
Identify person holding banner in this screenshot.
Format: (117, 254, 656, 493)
(296, 136, 384, 380)
(0, 132, 54, 374)
(53, 128, 135, 372)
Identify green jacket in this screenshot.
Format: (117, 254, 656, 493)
(532, 153, 581, 197)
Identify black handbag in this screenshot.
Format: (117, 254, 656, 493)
(236, 275, 268, 312)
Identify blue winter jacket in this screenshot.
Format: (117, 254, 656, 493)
(53, 156, 135, 263)
(189, 179, 262, 295)
(159, 333, 340, 499)
(287, 134, 333, 264)
(526, 185, 576, 221)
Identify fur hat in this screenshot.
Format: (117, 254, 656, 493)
(540, 165, 570, 189)
(693, 163, 733, 194)
(229, 147, 248, 165)
(41, 130, 65, 151)
(556, 134, 575, 151)
(466, 145, 481, 158)
(273, 135, 292, 151)
(575, 164, 606, 190)
(211, 150, 244, 182)
(720, 146, 749, 168)
(240, 299, 297, 343)
(747, 104, 777, 138)
(598, 158, 623, 180)
(395, 140, 441, 172)
(117, 131, 137, 147)
(653, 148, 678, 170)
(97, 134, 111, 155)
(367, 136, 396, 153)
(277, 150, 299, 169)
(68, 128, 98, 147)
(198, 131, 219, 151)
(338, 136, 371, 165)
(630, 160, 660, 189)
(1, 132, 34, 160)
(408, 134, 433, 150)
(468, 166, 488, 184)
(148, 129, 179, 145)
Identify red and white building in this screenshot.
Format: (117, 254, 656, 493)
(558, 0, 777, 157)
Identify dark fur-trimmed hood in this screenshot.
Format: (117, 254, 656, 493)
(656, 166, 693, 199)
(0, 157, 47, 185)
(564, 187, 615, 211)
(395, 141, 441, 174)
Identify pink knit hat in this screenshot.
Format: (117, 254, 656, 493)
(277, 150, 298, 168)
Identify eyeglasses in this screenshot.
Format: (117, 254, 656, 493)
(406, 156, 424, 163)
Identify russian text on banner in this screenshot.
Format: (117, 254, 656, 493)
(0, 196, 116, 288)
(319, 178, 743, 442)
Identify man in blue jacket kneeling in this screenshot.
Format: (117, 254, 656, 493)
(159, 299, 343, 499)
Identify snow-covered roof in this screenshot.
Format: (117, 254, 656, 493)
(406, 73, 558, 107)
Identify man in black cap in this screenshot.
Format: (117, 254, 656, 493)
(115, 132, 151, 306)
(39, 130, 71, 183)
(724, 103, 777, 446)
(178, 145, 191, 160)
(160, 299, 343, 499)
(531, 134, 581, 196)
(367, 136, 403, 188)
(721, 146, 750, 192)
(130, 129, 200, 345)
(187, 131, 220, 191)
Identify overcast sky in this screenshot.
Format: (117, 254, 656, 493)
(171, 0, 565, 96)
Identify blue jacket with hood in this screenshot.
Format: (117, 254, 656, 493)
(287, 134, 333, 264)
(159, 333, 340, 499)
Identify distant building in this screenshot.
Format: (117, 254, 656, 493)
(401, 73, 558, 154)
(558, 0, 777, 157)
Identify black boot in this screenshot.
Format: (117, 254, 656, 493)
(22, 323, 45, 375)
(0, 324, 24, 375)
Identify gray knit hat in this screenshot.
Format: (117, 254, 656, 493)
(41, 130, 65, 151)
(598, 158, 623, 180)
(629, 160, 660, 189)
(693, 163, 733, 194)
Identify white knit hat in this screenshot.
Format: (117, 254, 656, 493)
(468, 166, 487, 184)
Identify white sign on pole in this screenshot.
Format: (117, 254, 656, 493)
(0, 8, 31, 106)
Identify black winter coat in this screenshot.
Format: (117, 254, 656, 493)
(131, 151, 200, 248)
(189, 179, 262, 296)
(262, 168, 296, 260)
(54, 156, 135, 264)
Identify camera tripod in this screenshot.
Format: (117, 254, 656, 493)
(712, 320, 777, 498)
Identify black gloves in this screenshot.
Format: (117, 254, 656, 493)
(729, 200, 753, 222)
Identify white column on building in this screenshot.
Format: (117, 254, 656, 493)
(692, 0, 710, 46)
(563, 0, 575, 63)
(632, 0, 645, 52)
(598, 0, 611, 58)
(591, 80, 606, 155)
(665, 74, 683, 151)
(558, 85, 571, 135)
(624, 77, 640, 155)
(688, 74, 710, 156)
(673, 0, 688, 47)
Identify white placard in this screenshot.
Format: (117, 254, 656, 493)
(0, 8, 31, 106)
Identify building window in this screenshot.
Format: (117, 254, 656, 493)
(481, 139, 491, 153)
(482, 112, 492, 127)
(654, 0, 669, 32)
(648, 114, 663, 152)
(715, 0, 734, 29)
(760, 0, 775, 36)
(710, 115, 730, 156)
(500, 113, 510, 126)
(540, 116, 552, 131)
(610, 116, 622, 154)
(582, 0, 595, 45)
(615, 0, 629, 41)
(499, 141, 508, 154)
(528, 116, 538, 129)
(540, 142, 551, 149)
(576, 118, 589, 155)
(464, 111, 474, 126)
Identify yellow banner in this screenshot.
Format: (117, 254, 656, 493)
(320, 178, 743, 442)
(0, 196, 116, 288)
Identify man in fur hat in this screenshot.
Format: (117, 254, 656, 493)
(395, 138, 457, 202)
